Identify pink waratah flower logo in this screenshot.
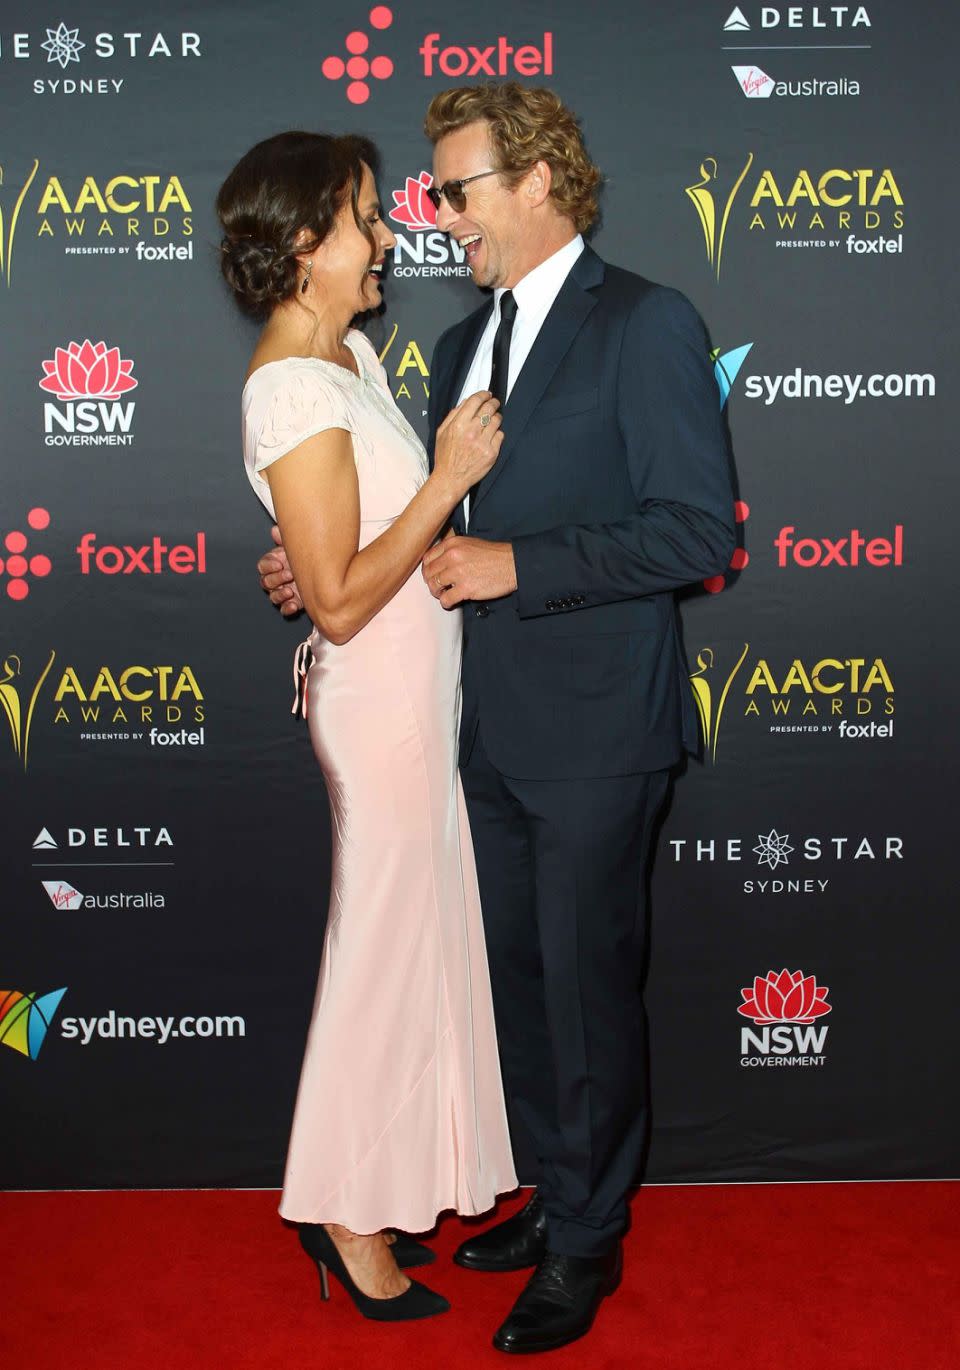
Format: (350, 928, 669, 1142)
(738, 969, 832, 1024)
(389, 172, 437, 231)
(39, 340, 138, 401)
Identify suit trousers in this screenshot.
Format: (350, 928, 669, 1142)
(460, 728, 670, 1257)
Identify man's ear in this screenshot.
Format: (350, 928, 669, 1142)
(525, 160, 553, 209)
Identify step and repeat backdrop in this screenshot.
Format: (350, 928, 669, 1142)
(2, 2, 957, 1189)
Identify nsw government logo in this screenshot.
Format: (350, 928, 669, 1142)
(739, 969, 832, 1069)
(388, 170, 469, 279)
(40, 339, 137, 446)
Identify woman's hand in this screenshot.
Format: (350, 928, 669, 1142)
(257, 524, 304, 616)
(431, 390, 504, 501)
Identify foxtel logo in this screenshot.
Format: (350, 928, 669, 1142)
(775, 525, 903, 568)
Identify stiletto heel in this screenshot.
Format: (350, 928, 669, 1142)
(298, 1225, 449, 1321)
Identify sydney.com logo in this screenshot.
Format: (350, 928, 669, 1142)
(0, 987, 67, 1059)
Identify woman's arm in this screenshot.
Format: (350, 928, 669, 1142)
(265, 390, 501, 644)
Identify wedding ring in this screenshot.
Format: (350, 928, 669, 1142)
(480, 412, 491, 428)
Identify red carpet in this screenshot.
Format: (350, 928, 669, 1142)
(6, 1182, 958, 1369)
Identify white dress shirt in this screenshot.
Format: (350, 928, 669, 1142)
(456, 234, 585, 525)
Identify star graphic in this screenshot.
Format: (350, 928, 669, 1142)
(753, 829, 794, 870)
(41, 23, 85, 69)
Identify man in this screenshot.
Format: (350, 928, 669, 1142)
(260, 83, 735, 1353)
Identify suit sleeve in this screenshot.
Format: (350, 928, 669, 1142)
(511, 287, 736, 618)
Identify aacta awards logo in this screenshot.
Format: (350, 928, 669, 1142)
(686, 154, 904, 276)
(739, 969, 832, 1069)
(388, 169, 470, 279)
(36, 169, 193, 260)
(1, 159, 194, 272)
(40, 339, 137, 446)
(690, 644, 894, 761)
(0, 987, 67, 1060)
(1, 651, 206, 769)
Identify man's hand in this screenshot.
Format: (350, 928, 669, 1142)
(422, 533, 518, 608)
(257, 524, 304, 617)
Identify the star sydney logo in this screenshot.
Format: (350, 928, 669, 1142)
(724, 7, 750, 30)
(41, 22, 85, 67)
(753, 830, 794, 870)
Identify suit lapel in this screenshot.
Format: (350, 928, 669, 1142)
(471, 247, 604, 516)
(439, 301, 494, 418)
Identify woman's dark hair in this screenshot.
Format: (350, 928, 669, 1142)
(216, 131, 380, 319)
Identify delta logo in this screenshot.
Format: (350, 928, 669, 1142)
(723, 6, 871, 33)
(0, 986, 67, 1060)
(388, 170, 469, 279)
(686, 153, 903, 278)
(32, 825, 173, 851)
(690, 644, 894, 761)
(40, 339, 137, 446)
(1, 22, 202, 99)
(739, 969, 832, 1069)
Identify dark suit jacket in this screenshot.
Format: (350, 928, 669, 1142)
(427, 246, 735, 780)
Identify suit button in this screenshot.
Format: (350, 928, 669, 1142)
(545, 599, 556, 611)
(562, 597, 572, 609)
(475, 604, 489, 618)
(574, 594, 585, 606)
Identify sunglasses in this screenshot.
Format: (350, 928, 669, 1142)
(426, 169, 499, 214)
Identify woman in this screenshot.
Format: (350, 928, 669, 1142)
(216, 132, 517, 1321)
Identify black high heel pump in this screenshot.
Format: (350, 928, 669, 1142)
(297, 1225, 449, 1322)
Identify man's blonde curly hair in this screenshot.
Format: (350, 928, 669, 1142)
(424, 83, 603, 235)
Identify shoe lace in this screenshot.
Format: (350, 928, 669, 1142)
(530, 1253, 575, 1306)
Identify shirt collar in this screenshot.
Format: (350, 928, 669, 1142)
(494, 234, 585, 319)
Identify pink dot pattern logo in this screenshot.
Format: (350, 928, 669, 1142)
(1, 509, 52, 601)
(322, 6, 394, 104)
(704, 499, 750, 594)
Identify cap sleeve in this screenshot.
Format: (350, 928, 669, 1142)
(252, 365, 356, 476)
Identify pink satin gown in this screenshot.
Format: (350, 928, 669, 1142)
(242, 329, 516, 1233)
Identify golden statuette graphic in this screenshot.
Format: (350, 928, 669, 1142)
(0, 650, 56, 770)
(0, 159, 40, 287)
(690, 644, 750, 762)
(685, 153, 754, 280)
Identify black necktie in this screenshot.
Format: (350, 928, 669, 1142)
(470, 290, 517, 517)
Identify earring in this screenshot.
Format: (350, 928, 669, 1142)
(301, 260, 313, 294)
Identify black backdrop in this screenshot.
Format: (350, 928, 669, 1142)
(3, 1, 958, 1189)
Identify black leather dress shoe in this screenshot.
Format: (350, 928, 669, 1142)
(492, 1247, 622, 1354)
(453, 1191, 547, 1272)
